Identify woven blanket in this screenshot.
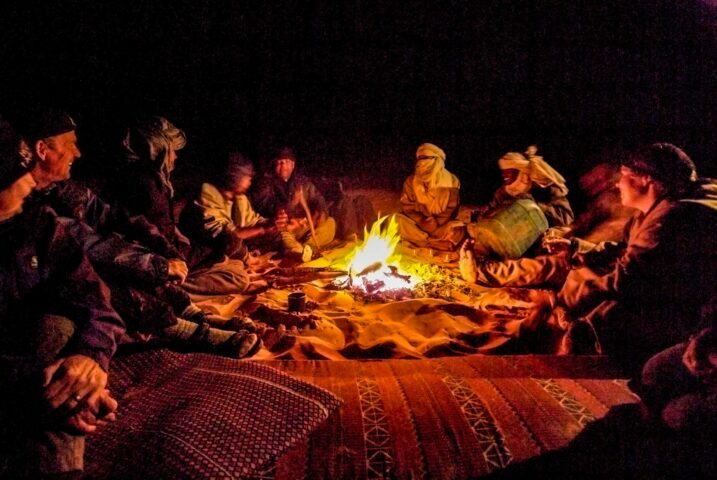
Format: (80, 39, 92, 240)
(85, 349, 342, 479)
(251, 355, 639, 479)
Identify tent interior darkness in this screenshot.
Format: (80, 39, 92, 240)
(2, 1, 717, 478)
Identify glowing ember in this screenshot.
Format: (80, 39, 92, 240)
(334, 215, 419, 295)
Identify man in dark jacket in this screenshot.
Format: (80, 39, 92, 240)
(17, 109, 259, 356)
(0, 115, 124, 476)
(252, 147, 336, 259)
(531, 144, 717, 375)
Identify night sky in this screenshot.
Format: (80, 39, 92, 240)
(2, 0, 716, 203)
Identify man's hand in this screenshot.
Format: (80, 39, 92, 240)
(287, 218, 308, 234)
(167, 258, 188, 284)
(543, 236, 571, 254)
(42, 354, 108, 412)
(274, 210, 289, 231)
(64, 388, 119, 434)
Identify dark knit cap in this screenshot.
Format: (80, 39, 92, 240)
(0, 114, 35, 191)
(223, 152, 255, 189)
(273, 147, 297, 163)
(624, 143, 697, 193)
(13, 108, 76, 144)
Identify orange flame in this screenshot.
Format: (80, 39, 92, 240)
(335, 215, 418, 291)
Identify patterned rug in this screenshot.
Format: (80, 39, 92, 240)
(85, 349, 342, 479)
(251, 355, 639, 479)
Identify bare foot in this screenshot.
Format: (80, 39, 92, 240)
(458, 240, 477, 284)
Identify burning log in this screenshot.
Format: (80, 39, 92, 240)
(355, 261, 383, 276)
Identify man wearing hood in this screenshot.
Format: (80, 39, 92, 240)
(17, 110, 260, 359)
(110, 116, 255, 296)
(487, 145, 573, 227)
(395, 143, 464, 251)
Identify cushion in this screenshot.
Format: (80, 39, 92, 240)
(85, 349, 341, 478)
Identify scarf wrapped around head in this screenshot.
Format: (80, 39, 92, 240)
(498, 145, 568, 198)
(122, 116, 186, 196)
(413, 143, 460, 214)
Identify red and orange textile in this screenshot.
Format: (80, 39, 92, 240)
(257, 355, 637, 479)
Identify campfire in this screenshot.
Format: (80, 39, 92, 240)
(332, 215, 421, 300)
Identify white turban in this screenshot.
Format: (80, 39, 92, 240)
(498, 145, 568, 197)
(412, 143, 460, 214)
(416, 142, 446, 162)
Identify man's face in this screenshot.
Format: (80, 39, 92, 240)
(37, 131, 81, 182)
(232, 175, 253, 196)
(275, 158, 295, 182)
(501, 168, 520, 185)
(616, 166, 649, 209)
(0, 173, 37, 220)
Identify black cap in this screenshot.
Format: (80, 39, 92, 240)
(273, 146, 297, 163)
(223, 152, 255, 189)
(624, 143, 697, 194)
(0, 114, 35, 191)
(13, 108, 76, 144)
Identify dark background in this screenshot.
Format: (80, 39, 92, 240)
(1, 0, 716, 205)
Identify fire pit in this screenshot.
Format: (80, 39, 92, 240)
(329, 215, 463, 302)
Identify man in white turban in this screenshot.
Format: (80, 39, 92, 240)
(490, 145, 573, 227)
(459, 146, 574, 288)
(395, 143, 464, 251)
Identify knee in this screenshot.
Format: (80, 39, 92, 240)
(34, 315, 76, 365)
(641, 343, 688, 388)
(661, 394, 717, 432)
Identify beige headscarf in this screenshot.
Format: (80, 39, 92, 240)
(123, 116, 187, 196)
(498, 145, 568, 197)
(413, 143, 460, 214)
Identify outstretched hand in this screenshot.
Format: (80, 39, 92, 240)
(274, 209, 289, 230)
(458, 240, 477, 284)
(542, 236, 571, 254)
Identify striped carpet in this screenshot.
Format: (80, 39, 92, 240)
(252, 355, 638, 479)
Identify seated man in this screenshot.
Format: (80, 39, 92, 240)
(0, 115, 123, 477)
(484, 145, 573, 227)
(523, 143, 717, 375)
(16, 109, 259, 358)
(394, 143, 464, 251)
(252, 147, 336, 258)
(180, 152, 293, 260)
(463, 145, 573, 261)
(108, 116, 254, 295)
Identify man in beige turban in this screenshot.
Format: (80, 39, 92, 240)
(460, 146, 574, 286)
(489, 145, 574, 227)
(395, 143, 464, 251)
